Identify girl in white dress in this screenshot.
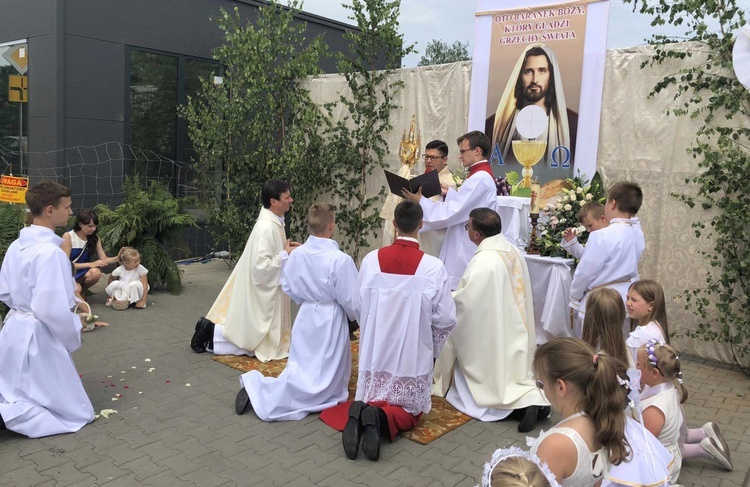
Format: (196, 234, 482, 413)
(481, 445, 560, 487)
(582, 287, 634, 369)
(105, 247, 149, 310)
(637, 339, 733, 483)
(625, 279, 669, 359)
(628, 281, 734, 472)
(530, 338, 628, 486)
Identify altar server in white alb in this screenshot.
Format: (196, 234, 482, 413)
(320, 201, 456, 461)
(234, 203, 358, 421)
(438, 208, 549, 433)
(403, 131, 497, 290)
(190, 179, 300, 362)
(569, 182, 645, 337)
(0, 181, 95, 438)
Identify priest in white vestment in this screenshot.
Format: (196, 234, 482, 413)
(190, 179, 300, 362)
(404, 131, 497, 290)
(321, 200, 456, 461)
(437, 207, 549, 433)
(0, 181, 94, 438)
(569, 182, 645, 337)
(419, 140, 457, 258)
(234, 203, 358, 421)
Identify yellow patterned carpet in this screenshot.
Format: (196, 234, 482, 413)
(212, 337, 472, 445)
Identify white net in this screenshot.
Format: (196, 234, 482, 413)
(0, 142, 216, 259)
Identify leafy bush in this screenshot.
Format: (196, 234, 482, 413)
(95, 178, 196, 294)
(0, 202, 24, 319)
(537, 173, 605, 258)
(623, 0, 750, 371)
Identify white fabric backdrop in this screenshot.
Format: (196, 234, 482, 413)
(305, 45, 734, 363)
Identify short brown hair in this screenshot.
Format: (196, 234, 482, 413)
(307, 203, 335, 235)
(606, 182, 642, 216)
(456, 130, 491, 158)
(576, 201, 605, 223)
(25, 181, 71, 217)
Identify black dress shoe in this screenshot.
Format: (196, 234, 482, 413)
(342, 401, 367, 460)
(518, 405, 541, 433)
(190, 317, 215, 353)
(235, 387, 251, 415)
(537, 406, 551, 420)
(348, 320, 359, 341)
(0, 414, 5, 430)
(361, 406, 383, 461)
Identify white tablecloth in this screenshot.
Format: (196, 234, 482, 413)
(497, 196, 530, 247)
(523, 253, 576, 344)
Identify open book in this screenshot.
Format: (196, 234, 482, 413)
(384, 169, 442, 199)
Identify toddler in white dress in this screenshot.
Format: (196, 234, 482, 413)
(105, 247, 149, 310)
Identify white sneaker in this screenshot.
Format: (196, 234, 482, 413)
(700, 437, 733, 470)
(702, 422, 729, 453)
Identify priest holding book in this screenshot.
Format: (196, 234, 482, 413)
(419, 140, 457, 258)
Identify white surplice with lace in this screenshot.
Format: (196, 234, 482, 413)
(353, 246, 456, 415)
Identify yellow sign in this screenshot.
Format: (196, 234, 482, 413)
(0, 175, 29, 204)
(2, 44, 28, 75)
(9, 75, 28, 103)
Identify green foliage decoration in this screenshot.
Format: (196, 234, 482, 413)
(94, 178, 196, 295)
(326, 0, 415, 262)
(180, 1, 332, 255)
(623, 0, 749, 371)
(536, 173, 605, 258)
(417, 39, 471, 66)
(0, 202, 24, 319)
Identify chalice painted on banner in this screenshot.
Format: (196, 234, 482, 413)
(511, 105, 549, 188)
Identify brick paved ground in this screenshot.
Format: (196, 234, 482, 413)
(1, 260, 747, 486)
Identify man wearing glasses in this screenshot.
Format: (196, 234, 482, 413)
(403, 131, 497, 291)
(419, 140, 456, 258)
(437, 207, 550, 433)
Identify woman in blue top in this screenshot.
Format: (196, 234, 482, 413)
(61, 210, 119, 295)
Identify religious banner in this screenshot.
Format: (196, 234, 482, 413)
(469, 0, 610, 185)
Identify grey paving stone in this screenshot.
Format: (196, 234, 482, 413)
(1, 261, 747, 487)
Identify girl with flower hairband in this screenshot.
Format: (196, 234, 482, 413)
(480, 445, 560, 487)
(637, 339, 733, 483)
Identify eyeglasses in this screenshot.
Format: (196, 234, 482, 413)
(459, 148, 474, 154)
(535, 379, 545, 390)
(423, 155, 444, 161)
(464, 222, 470, 230)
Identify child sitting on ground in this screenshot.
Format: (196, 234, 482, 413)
(581, 287, 633, 368)
(481, 445, 559, 486)
(625, 279, 670, 357)
(637, 339, 733, 483)
(560, 201, 608, 260)
(105, 247, 149, 310)
(531, 338, 626, 486)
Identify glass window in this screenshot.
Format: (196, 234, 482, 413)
(128, 50, 220, 197)
(0, 42, 29, 175)
(128, 50, 178, 184)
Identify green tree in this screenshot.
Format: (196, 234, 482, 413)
(623, 0, 749, 371)
(327, 0, 415, 261)
(417, 39, 471, 66)
(180, 1, 332, 255)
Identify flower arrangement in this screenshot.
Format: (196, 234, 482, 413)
(537, 173, 605, 258)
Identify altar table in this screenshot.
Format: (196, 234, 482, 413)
(522, 253, 576, 344)
(497, 196, 530, 247)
